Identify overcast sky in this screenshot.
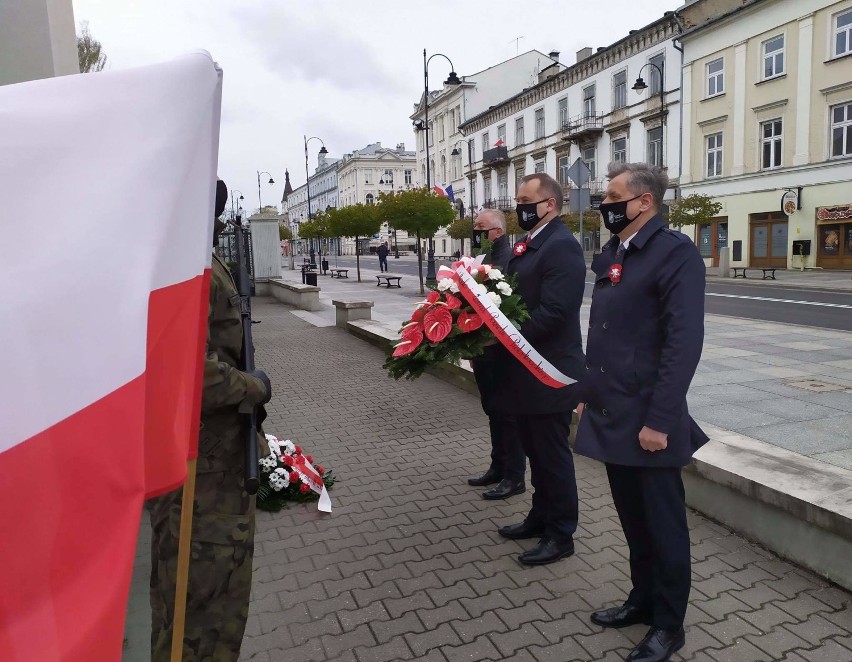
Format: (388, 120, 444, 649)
(72, 0, 680, 213)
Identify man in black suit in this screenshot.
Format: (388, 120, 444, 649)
(575, 162, 708, 662)
(467, 210, 526, 500)
(494, 173, 586, 565)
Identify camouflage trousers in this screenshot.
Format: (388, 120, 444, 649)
(148, 468, 256, 662)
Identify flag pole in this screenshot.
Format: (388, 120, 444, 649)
(170, 457, 198, 662)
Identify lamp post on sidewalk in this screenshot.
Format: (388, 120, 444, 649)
(304, 135, 328, 266)
(422, 49, 462, 282)
(632, 62, 665, 169)
(256, 171, 274, 216)
(379, 174, 400, 258)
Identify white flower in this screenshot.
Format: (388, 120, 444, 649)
(496, 281, 512, 296)
(437, 277, 455, 292)
(260, 456, 277, 473)
(448, 281, 460, 294)
(270, 477, 285, 491)
(265, 434, 278, 444)
(487, 291, 502, 306)
(487, 268, 504, 281)
(281, 439, 296, 454)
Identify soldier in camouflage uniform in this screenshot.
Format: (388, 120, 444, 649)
(148, 180, 271, 662)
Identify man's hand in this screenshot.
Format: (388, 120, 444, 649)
(576, 402, 585, 419)
(639, 426, 668, 452)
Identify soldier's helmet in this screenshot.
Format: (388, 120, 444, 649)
(215, 179, 228, 218)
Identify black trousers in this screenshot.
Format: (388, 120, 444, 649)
(605, 463, 691, 630)
(518, 412, 578, 542)
(378, 256, 388, 272)
(487, 416, 525, 482)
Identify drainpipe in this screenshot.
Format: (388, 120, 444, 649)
(669, 9, 686, 201)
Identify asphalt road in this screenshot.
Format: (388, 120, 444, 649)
(308, 255, 852, 332)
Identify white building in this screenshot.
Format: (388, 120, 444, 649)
(285, 150, 340, 256)
(680, 0, 852, 270)
(459, 15, 682, 252)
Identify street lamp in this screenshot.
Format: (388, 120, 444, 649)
(256, 171, 274, 216)
(379, 174, 400, 258)
(304, 135, 328, 267)
(422, 48, 462, 281)
(451, 139, 475, 255)
(230, 189, 245, 224)
(632, 62, 665, 168)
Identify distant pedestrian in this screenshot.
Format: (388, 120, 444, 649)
(575, 162, 708, 662)
(377, 241, 389, 272)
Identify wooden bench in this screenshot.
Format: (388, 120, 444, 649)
(376, 274, 402, 288)
(330, 268, 349, 279)
(732, 267, 747, 278)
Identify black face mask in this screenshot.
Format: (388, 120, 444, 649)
(516, 199, 550, 231)
(598, 195, 644, 234)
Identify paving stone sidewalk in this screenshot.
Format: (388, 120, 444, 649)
(231, 301, 851, 662)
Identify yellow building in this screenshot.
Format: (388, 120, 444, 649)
(680, 0, 852, 270)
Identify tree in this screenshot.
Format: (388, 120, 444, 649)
(446, 217, 473, 240)
(279, 224, 292, 241)
(667, 194, 723, 228)
(77, 22, 107, 73)
(327, 204, 381, 282)
(562, 210, 601, 235)
(376, 188, 456, 293)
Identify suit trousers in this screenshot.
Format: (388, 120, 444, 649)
(488, 415, 525, 482)
(605, 463, 691, 630)
(518, 412, 578, 542)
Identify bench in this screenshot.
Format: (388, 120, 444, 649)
(330, 268, 349, 279)
(732, 267, 747, 278)
(376, 274, 402, 288)
(759, 268, 777, 280)
(731, 267, 777, 280)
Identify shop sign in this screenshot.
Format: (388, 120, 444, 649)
(781, 190, 798, 216)
(816, 204, 852, 223)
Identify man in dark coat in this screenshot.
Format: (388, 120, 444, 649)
(467, 209, 526, 500)
(493, 173, 586, 565)
(377, 241, 389, 272)
(575, 162, 708, 662)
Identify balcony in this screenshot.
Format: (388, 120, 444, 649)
(482, 145, 510, 166)
(483, 197, 515, 212)
(561, 113, 604, 141)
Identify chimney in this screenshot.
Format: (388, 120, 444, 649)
(549, 50, 560, 62)
(576, 47, 593, 63)
(396, 142, 405, 151)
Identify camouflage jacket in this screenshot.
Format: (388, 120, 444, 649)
(198, 254, 268, 472)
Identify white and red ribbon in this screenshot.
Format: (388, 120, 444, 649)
(294, 456, 331, 512)
(437, 261, 576, 389)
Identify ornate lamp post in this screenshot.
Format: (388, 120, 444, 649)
(256, 171, 274, 215)
(422, 49, 462, 281)
(304, 136, 328, 266)
(632, 62, 665, 168)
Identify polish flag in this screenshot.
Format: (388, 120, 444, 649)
(0, 53, 222, 661)
(494, 138, 505, 147)
(432, 183, 455, 203)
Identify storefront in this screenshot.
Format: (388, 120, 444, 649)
(749, 211, 788, 269)
(698, 217, 728, 267)
(816, 204, 852, 270)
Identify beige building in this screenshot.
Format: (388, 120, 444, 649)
(680, 0, 852, 270)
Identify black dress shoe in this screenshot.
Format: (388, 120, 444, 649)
(626, 627, 685, 662)
(518, 538, 574, 565)
(590, 603, 653, 628)
(468, 468, 501, 487)
(482, 478, 525, 500)
(497, 521, 545, 540)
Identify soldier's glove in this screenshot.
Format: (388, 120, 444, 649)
(248, 369, 272, 406)
(256, 404, 268, 431)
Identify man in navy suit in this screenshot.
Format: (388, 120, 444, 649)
(575, 162, 708, 662)
(494, 173, 586, 566)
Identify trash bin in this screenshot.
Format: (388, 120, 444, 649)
(305, 271, 318, 287)
(301, 267, 307, 284)
(321, 259, 329, 274)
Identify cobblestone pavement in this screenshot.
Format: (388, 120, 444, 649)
(234, 300, 852, 662)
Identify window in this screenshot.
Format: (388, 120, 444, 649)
(404, 169, 412, 185)
(468, 138, 476, 162)
(428, 121, 434, 146)
(382, 169, 393, 184)
(515, 117, 525, 145)
(364, 169, 373, 184)
(612, 137, 627, 162)
(649, 54, 665, 96)
(558, 98, 569, 128)
(707, 58, 724, 97)
(438, 115, 445, 140)
(762, 35, 785, 79)
(831, 102, 852, 157)
(366, 193, 374, 204)
(583, 84, 596, 117)
(535, 108, 545, 139)
(582, 147, 596, 179)
(441, 155, 447, 183)
(761, 119, 783, 169)
(482, 132, 489, 152)
(706, 132, 723, 178)
(647, 127, 663, 167)
(498, 172, 508, 197)
(534, 159, 545, 173)
(484, 177, 492, 201)
(515, 167, 525, 191)
(450, 107, 457, 133)
(613, 71, 627, 110)
(835, 9, 852, 58)
(558, 155, 570, 186)
(497, 123, 506, 146)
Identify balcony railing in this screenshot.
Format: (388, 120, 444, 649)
(483, 197, 515, 211)
(561, 113, 605, 141)
(482, 145, 510, 166)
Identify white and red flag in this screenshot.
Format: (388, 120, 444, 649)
(0, 52, 222, 661)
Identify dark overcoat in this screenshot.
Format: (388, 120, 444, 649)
(490, 218, 586, 415)
(574, 215, 709, 468)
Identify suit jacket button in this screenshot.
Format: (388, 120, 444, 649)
(602, 322, 609, 330)
(585, 363, 591, 370)
(600, 366, 606, 373)
(602, 408, 609, 416)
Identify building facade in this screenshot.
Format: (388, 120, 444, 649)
(680, 0, 852, 270)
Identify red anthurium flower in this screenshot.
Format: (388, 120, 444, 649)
(608, 263, 623, 284)
(444, 293, 463, 310)
(410, 307, 426, 323)
(424, 306, 453, 342)
(393, 324, 424, 357)
(513, 242, 528, 256)
(426, 290, 441, 304)
(457, 309, 484, 333)
(299, 483, 311, 494)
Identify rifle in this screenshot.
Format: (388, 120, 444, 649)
(231, 215, 260, 495)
